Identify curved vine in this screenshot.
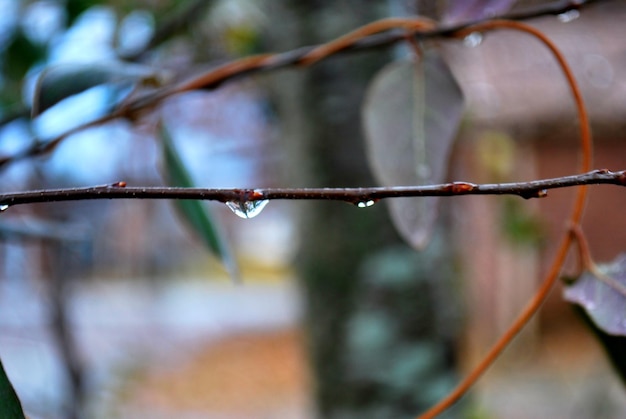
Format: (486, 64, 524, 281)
(416, 19, 592, 419)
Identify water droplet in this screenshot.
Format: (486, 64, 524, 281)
(356, 200, 376, 208)
(557, 9, 580, 23)
(225, 199, 269, 219)
(0, 204, 9, 212)
(463, 32, 483, 48)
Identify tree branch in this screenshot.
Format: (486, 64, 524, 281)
(123, 0, 605, 112)
(0, 0, 607, 169)
(0, 169, 623, 208)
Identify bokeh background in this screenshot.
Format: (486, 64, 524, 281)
(1, 1, 626, 418)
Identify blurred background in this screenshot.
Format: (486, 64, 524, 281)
(0, 0, 625, 418)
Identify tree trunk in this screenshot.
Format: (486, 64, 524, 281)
(266, 2, 464, 417)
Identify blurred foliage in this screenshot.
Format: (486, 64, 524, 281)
(475, 131, 516, 182)
(4, 29, 47, 81)
(501, 197, 546, 247)
(66, 0, 103, 26)
(573, 305, 626, 386)
(160, 121, 238, 281)
(338, 241, 464, 418)
(223, 25, 261, 56)
(0, 358, 25, 419)
(32, 62, 165, 116)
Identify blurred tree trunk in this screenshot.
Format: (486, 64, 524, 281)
(266, 2, 464, 418)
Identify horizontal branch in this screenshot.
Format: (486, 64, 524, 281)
(123, 0, 603, 112)
(0, 169, 623, 209)
(0, 0, 605, 169)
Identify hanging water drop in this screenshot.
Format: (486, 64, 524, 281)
(225, 199, 269, 219)
(463, 32, 483, 48)
(356, 200, 376, 208)
(0, 204, 9, 212)
(557, 9, 580, 23)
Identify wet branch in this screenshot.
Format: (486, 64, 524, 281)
(0, 0, 606, 168)
(115, 0, 606, 112)
(0, 169, 623, 208)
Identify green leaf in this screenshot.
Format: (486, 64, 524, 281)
(362, 50, 464, 249)
(0, 358, 26, 419)
(4, 30, 47, 81)
(32, 62, 167, 117)
(160, 121, 239, 281)
(66, 0, 103, 26)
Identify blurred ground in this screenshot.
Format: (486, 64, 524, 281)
(115, 326, 626, 419)
(112, 317, 626, 419)
(2, 274, 626, 419)
(0, 274, 305, 418)
(478, 324, 626, 419)
(118, 329, 312, 419)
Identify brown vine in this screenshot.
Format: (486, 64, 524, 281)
(0, 3, 613, 418)
(0, 0, 604, 169)
(415, 19, 592, 419)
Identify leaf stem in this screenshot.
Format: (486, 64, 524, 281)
(416, 19, 593, 419)
(569, 225, 626, 299)
(2, 0, 606, 168)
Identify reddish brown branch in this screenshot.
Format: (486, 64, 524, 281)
(0, 169, 622, 209)
(0, 0, 606, 168)
(417, 17, 594, 419)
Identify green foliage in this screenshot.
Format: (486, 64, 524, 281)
(4, 30, 47, 81)
(224, 25, 262, 56)
(66, 0, 103, 26)
(500, 197, 545, 246)
(32, 62, 166, 116)
(0, 358, 25, 419)
(160, 122, 239, 281)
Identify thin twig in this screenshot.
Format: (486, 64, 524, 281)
(0, 0, 606, 168)
(122, 0, 604, 112)
(0, 170, 622, 208)
(416, 18, 594, 419)
(569, 225, 626, 299)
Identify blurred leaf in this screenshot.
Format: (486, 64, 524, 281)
(160, 122, 239, 281)
(32, 62, 167, 117)
(501, 198, 545, 246)
(362, 51, 464, 249)
(571, 305, 626, 386)
(0, 358, 25, 419)
(224, 25, 261, 55)
(475, 131, 516, 181)
(65, 0, 103, 26)
(4, 30, 47, 80)
(443, 0, 518, 24)
(563, 254, 626, 336)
